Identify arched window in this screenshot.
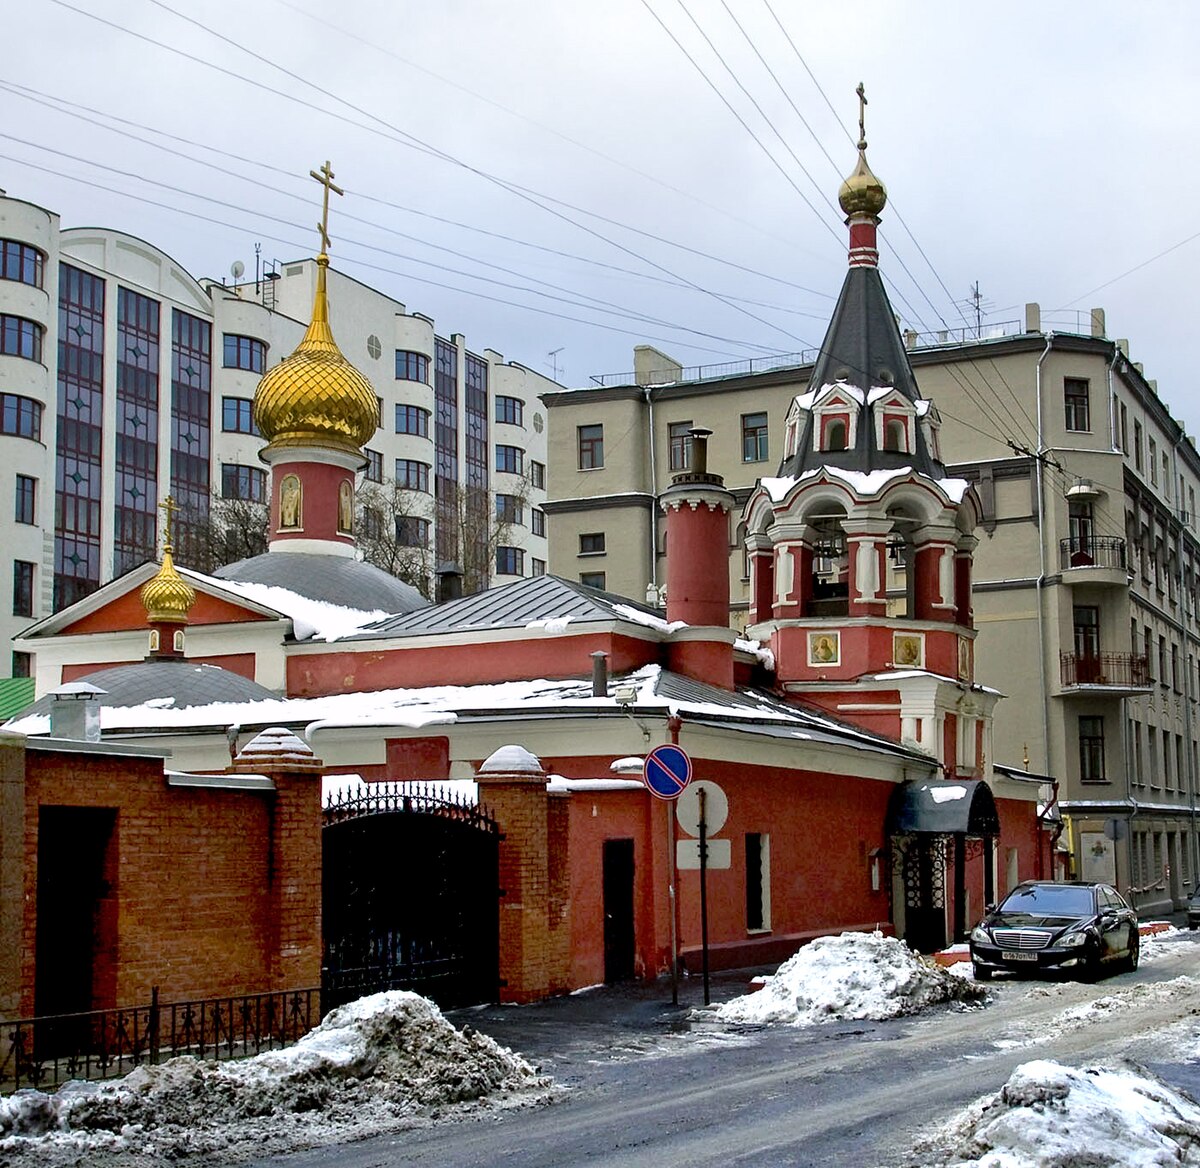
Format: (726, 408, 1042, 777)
(884, 419, 906, 452)
(825, 418, 847, 452)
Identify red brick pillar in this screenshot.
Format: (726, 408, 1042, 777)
(476, 746, 553, 1003)
(0, 737, 27, 1020)
(228, 728, 324, 990)
(746, 534, 775, 624)
(955, 535, 978, 628)
(843, 518, 891, 618)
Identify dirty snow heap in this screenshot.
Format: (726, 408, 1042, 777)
(715, 930, 984, 1025)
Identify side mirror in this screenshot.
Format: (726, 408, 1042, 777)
(984, 903, 995, 914)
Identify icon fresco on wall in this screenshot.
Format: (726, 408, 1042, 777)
(808, 630, 840, 666)
(893, 632, 923, 668)
(957, 634, 971, 681)
(280, 474, 302, 529)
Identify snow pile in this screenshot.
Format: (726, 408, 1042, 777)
(714, 931, 984, 1025)
(916, 1059, 1200, 1167)
(0, 991, 550, 1160)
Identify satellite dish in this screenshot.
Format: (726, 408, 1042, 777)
(230, 260, 245, 280)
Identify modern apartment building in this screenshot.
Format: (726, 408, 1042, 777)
(0, 189, 555, 686)
(543, 313, 1200, 914)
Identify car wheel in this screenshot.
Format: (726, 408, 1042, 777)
(973, 964, 992, 982)
(1079, 946, 1104, 982)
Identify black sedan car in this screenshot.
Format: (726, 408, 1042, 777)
(1188, 887, 1200, 930)
(970, 881, 1139, 981)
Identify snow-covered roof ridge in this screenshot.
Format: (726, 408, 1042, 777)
(211, 577, 390, 642)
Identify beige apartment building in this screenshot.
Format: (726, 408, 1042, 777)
(543, 312, 1200, 915)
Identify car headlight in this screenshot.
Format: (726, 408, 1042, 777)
(1060, 930, 1089, 948)
(970, 925, 990, 944)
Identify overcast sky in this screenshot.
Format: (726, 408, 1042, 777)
(5, 0, 1199, 454)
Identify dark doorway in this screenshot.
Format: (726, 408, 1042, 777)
(603, 838, 635, 982)
(35, 807, 117, 1022)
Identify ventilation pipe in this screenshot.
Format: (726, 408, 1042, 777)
(49, 683, 105, 742)
(591, 651, 609, 698)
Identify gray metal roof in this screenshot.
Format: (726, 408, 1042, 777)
(885, 779, 1000, 836)
(779, 265, 945, 480)
(354, 574, 659, 638)
(215, 553, 428, 615)
(13, 660, 277, 719)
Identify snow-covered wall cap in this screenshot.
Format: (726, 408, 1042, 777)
(232, 725, 322, 772)
(51, 681, 107, 698)
(611, 756, 645, 775)
(478, 744, 544, 776)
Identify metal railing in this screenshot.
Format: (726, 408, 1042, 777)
(0, 985, 320, 1092)
(1059, 652, 1150, 689)
(1058, 536, 1128, 573)
(589, 348, 819, 388)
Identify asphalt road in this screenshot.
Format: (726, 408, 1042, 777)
(249, 930, 1200, 1168)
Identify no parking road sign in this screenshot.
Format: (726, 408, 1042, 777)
(642, 744, 692, 800)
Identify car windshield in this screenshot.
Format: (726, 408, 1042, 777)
(999, 885, 1094, 915)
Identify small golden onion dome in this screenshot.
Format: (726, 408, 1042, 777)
(141, 547, 196, 624)
(838, 144, 888, 218)
(252, 256, 378, 456)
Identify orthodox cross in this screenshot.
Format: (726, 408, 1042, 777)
(856, 82, 868, 148)
(309, 159, 344, 253)
(159, 494, 178, 550)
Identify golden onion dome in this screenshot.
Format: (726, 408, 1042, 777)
(252, 255, 377, 457)
(141, 547, 196, 624)
(838, 142, 887, 219)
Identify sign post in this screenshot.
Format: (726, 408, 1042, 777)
(698, 787, 710, 1005)
(643, 745, 692, 1006)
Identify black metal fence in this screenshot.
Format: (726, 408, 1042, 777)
(0, 985, 319, 1092)
(1060, 651, 1150, 688)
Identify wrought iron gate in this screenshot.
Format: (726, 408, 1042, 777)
(322, 783, 500, 1011)
(892, 834, 948, 954)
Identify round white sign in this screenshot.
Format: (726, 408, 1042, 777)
(675, 780, 728, 837)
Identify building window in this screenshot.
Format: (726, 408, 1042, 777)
(495, 395, 523, 426)
(1073, 605, 1099, 662)
(530, 460, 546, 489)
(396, 350, 430, 382)
(580, 532, 605, 555)
(433, 337, 458, 566)
(1159, 634, 1168, 686)
(669, 421, 693, 471)
(396, 459, 431, 492)
(884, 419, 907, 452)
(221, 463, 266, 502)
(0, 394, 42, 441)
(11, 650, 31, 678)
(531, 508, 545, 537)
(396, 516, 430, 547)
(0, 315, 43, 363)
(824, 417, 848, 452)
(1134, 421, 1143, 471)
(376, 397, 383, 428)
(495, 445, 523, 475)
(531, 557, 546, 576)
(1119, 403, 1128, 453)
(1079, 716, 1105, 782)
(1149, 438, 1158, 485)
(0, 240, 44, 287)
(496, 546, 524, 575)
(14, 474, 35, 525)
(1064, 378, 1090, 432)
(742, 412, 768, 462)
(364, 448, 383, 483)
(221, 396, 258, 434)
(580, 571, 606, 589)
(495, 493, 523, 525)
(12, 560, 33, 617)
(222, 334, 266, 373)
(745, 833, 770, 930)
(578, 424, 604, 469)
(395, 404, 430, 437)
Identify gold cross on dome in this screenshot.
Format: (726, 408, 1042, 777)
(856, 82, 868, 148)
(309, 159, 344, 253)
(159, 494, 178, 549)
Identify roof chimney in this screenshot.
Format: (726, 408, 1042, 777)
(591, 651, 609, 698)
(437, 562, 463, 604)
(49, 683, 104, 743)
(1024, 303, 1041, 333)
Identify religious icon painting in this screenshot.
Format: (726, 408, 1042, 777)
(808, 630, 840, 667)
(892, 632, 924, 669)
(957, 635, 971, 681)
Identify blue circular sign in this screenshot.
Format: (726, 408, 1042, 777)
(643, 745, 693, 800)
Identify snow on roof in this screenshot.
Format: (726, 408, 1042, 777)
(524, 616, 573, 633)
(546, 777, 646, 793)
(238, 726, 313, 759)
(926, 784, 968, 803)
(205, 576, 389, 642)
(479, 744, 543, 774)
(758, 466, 971, 504)
(611, 603, 685, 633)
(610, 756, 645, 774)
(793, 380, 867, 411)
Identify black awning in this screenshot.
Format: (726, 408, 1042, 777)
(886, 779, 999, 837)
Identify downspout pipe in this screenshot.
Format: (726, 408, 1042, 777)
(644, 386, 659, 595)
(1034, 334, 1054, 781)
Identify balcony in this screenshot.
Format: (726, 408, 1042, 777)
(1058, 537, 1129, 588)
(1059, 652, 1151, 695)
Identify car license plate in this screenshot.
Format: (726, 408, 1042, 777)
(1001, 951, 1037, 962)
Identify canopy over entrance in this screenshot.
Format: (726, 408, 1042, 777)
(885, 779, 999, 838)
